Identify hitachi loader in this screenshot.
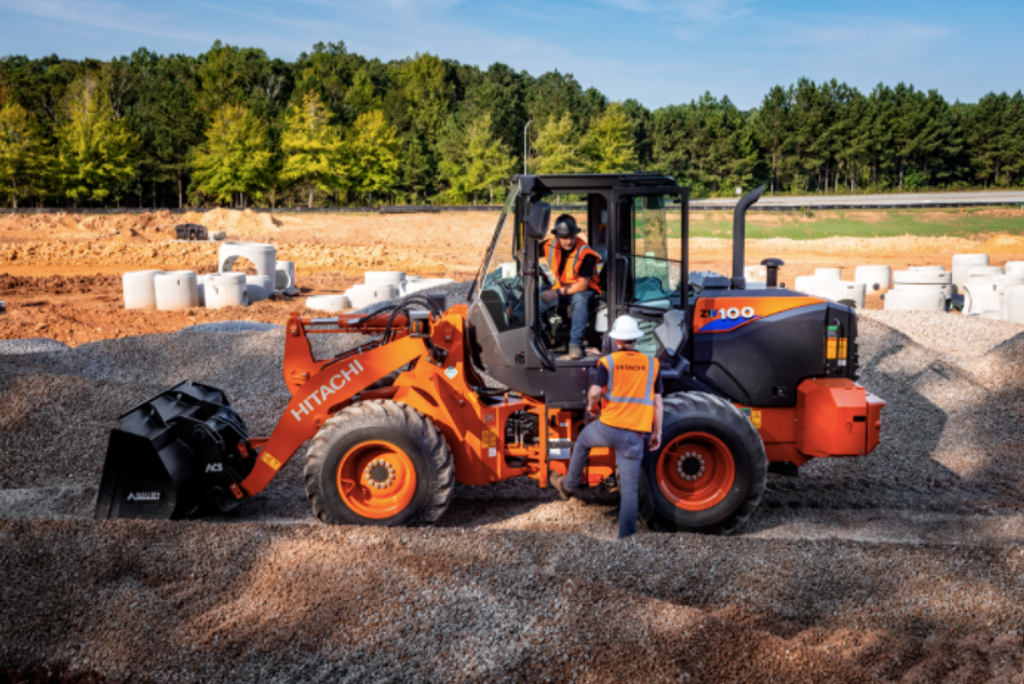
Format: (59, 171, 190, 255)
(96, 175, 884, 534)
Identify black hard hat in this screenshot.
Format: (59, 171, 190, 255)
(551, 214, 581, 237)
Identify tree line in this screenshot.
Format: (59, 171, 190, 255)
(0, 41, 1022, 209)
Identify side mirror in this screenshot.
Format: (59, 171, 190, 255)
(525, 201, 550, 240)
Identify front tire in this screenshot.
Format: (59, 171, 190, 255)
(640, 392, 767, 534)
(304, 400, 454, 526)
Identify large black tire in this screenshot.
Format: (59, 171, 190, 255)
(640, 392, 767, 535)
(304, 400, 454, 526)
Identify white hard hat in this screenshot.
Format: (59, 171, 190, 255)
(608, 315, 644, 341)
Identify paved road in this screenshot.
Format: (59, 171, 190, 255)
(692, 190, 1024, 210)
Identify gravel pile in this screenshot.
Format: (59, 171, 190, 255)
(3, 307, 1024, 682)
(180, 321, 281, 334)
(1, 520, 1023, 683)
(0, 337, 70, 355)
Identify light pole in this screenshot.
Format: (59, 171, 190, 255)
(523, 119, 532, 175)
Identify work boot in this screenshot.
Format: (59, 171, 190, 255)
(549, 471, 574, 501)
(558, 344, 583, 361)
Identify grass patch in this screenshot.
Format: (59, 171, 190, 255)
(665, 207, 1024, 240)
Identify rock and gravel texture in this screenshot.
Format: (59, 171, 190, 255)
(2, 307, 1024, 682)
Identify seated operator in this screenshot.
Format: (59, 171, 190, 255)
(550, 315, 663, 539)
(540, 214, 602, 360)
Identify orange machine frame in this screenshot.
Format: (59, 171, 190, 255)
(238, 308, 883, 500)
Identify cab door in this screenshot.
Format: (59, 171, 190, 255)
(609, 187, 689, 356)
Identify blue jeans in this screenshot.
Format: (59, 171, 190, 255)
(542, 287, 595, 348)
(563, 419, 646, 539)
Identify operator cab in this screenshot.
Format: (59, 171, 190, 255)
(467, 174, 689, 407)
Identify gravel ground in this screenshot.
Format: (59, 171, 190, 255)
(2, 304, 1024, 681)
(0, 337, 70, 355)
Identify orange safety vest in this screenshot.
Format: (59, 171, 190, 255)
(599, 351, 660, 433)
(543, 237, 602, 294)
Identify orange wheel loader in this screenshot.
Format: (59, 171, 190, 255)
(96, 175, 885, 534)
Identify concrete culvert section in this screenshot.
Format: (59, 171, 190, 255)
(121, 270, 162, 309)
(217, 241, 276, 278)
(205, 273, 247, 309)
(854, 265, 891, 293)
(154, 271, 199, 311)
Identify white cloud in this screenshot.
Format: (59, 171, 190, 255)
(594, 0, 754, 23)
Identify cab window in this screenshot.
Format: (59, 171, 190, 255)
(477, 188, 525, 332)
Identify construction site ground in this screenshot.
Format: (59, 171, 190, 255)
(2, 208, 1024, 683)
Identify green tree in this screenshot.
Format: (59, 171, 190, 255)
(348, 110, 400, 205)
(57, 75, 137, 204)
(197, 41, 292, 121)
(280, 90, 347, 207)
(754, 85, 792, 193)
(0, 102, 51, 207)
(438, 112, 516, 204)
(581, 102, 637, 173)
(190, 103, 273, 207)
(532, 113, 584, 174)
(131, 52, 204, 207)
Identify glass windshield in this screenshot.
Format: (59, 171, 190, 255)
(630, 195, 682, 308)
(475, 187, 526, 332)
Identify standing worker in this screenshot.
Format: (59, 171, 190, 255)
(540, 214, 602, 360)
(550, 315, 663, 539)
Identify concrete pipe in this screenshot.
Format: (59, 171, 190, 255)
(306, 295, 352, 313)
(855, 265, 892, 294)
(218, 241, 277, 278)
(154, 271, 199, 311)
(893, 270, 953, 299)
(206, 273, 247, 309)
(964, 274, 1024, 316)
(883, 288, 946, 312)
(966, 265, 1003, 279)
(999, 284, 1024, 324)
(403, 278, 456, 295)
(122, 270, 163, 310)
(245, 275, 274, 303)
(1004, 261, 1024, 276)
(274, 260, 296, 290)
(893, 270, 952, 285)
(364, 271, 407, 286)
(820, 282, 866, 309)
(909, 265, 946, 272)
(952, 254, 990, 293)
(347, 283, 397, 308)
(815, 268, 842, 282)
(196, 273, 219, 307)
(793, 275, 820, 296)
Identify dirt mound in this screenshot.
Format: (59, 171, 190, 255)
(179, 208, 282, 237)
(979, 234, 1024, 254)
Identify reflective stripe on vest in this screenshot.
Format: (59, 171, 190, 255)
(599, 352, 658, 432)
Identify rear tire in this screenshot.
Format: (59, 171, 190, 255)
(640, 392, 767, 534)
(304, 400, 454, 526)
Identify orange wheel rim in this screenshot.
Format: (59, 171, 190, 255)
(336, 440, 417, 519)
(657, 431, 736, 511)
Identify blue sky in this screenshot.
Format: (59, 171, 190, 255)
(0, 0, 1020, 110)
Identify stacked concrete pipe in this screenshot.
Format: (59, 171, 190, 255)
(951, 254, 990, 294)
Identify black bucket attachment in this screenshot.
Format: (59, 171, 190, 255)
(95, 381, 255, 521)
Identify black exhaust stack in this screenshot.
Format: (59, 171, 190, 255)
(95, 381, 254, 520)
(731, 184, 766, 289)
